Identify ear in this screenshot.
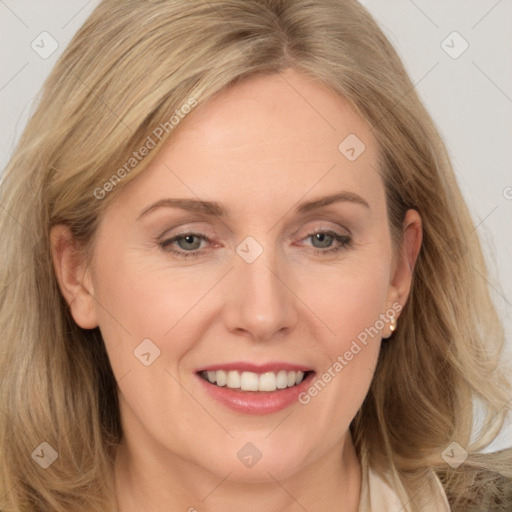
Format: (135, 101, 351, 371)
(384, 209, 422, 330)
(50, 224, 98, 329)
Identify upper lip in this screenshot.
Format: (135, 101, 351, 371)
(196, 361, 314, 374)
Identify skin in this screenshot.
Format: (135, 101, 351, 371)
(51, 68, 422, 512)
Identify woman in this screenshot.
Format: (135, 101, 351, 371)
(0, 1, 510, 511)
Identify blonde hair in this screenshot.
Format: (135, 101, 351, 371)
(1, 0, 510, 510)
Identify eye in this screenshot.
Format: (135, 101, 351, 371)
(158, 228, 352, 259)
(159, 232, 211, 259)
(302, 230, 352, 256)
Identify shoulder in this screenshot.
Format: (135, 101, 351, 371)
(358, 463, 450, 512)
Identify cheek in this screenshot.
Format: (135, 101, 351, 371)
(293, 256, 390, 427)
(301, 253, 391, 346)
(93, 243, 208, 332)
(90, 250, 210, 448)
(90, 246, 204, 377)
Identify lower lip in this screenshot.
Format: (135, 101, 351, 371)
(195, 372, 315, 415)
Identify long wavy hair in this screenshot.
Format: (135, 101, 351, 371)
(1, 1, 510, 510)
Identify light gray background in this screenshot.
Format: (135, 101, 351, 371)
(1, 0, 511, 450)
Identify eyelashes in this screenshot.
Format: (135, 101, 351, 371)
(158, 230, 352, 260)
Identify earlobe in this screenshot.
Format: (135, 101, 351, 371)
(49, 224, 98, 329)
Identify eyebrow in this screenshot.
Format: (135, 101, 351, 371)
(136, 191, 370, 221)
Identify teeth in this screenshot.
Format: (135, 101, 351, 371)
(259, 372, 276, 392)
(226, 370, 240, 388)
(216, 370, 227, 387)
(276, 370, 288, 389)
(240, 371, 259, 391)
(201, 369, 308, 391)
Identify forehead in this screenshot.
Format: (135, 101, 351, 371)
(173, 69, 376, 159)
(111, 69, 384, 218)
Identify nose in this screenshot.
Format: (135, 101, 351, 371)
(222, 241, 299, 342)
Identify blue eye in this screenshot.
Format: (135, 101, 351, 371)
(160, 232, 210, 259)
(159, 230, 352, 259)
(305, 231, 352, 255)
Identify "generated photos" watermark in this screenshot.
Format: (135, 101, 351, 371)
(93, 97, 198, 200)
(298, 302, 402, 404)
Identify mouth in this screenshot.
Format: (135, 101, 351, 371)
(195, 362, 316, 414)
(197, 369, 315, 392)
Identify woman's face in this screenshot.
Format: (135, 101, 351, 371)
(54, 68, 420, 485)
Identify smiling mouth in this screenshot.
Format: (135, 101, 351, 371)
(198, 369, 314, 392)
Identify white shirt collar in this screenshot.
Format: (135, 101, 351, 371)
(357, 464, 451, 511)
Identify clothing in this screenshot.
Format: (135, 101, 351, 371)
(358, 463, 451, 511)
